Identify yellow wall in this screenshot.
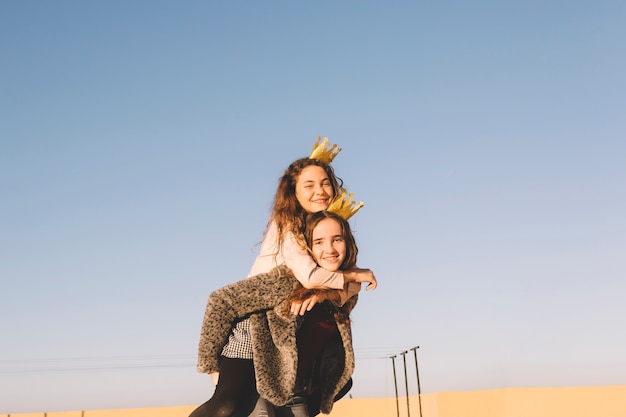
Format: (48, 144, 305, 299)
(6, 385, 626, 417)
(3, 407, 196, 417)
(433, 386, 626, 417)
(330, 385, 626, 417)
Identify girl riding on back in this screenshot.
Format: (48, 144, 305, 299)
(189, 138, 377, 417)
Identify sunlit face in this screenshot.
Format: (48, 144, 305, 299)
(311, 217, 346, 272)
(295, 165, 333, 213)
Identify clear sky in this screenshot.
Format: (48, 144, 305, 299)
(2, 0, 625, 414)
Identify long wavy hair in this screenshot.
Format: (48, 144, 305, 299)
(269, 158, 342, 250)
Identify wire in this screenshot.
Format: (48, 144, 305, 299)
(0, 354, 196, 375)
(0, 349, 408, 376)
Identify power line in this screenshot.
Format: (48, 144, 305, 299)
(0, 347, 414, 376)
(0, 354, 197, 375)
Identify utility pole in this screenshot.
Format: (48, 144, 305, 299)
(401, 351, 411, 417)
(410, 346, 423, 417)
(390, 355, 400, 417)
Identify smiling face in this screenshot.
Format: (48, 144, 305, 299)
(295, 165, 334, 213)
(310, 217, 347, 272)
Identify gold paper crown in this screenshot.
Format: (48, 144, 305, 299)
(327, 188, 364, 220)
(309, 136, 341, 164)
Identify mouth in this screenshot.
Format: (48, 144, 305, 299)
(312, 198, 329, 206)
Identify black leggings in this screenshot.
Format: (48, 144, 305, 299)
(189, 357, 258, 417)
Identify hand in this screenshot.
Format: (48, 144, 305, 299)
(290, 293, 322, 316)
(343, 268, 377, 290)
(210, 371, 219, 386)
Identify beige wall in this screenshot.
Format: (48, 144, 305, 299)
(330, 386, 626, 417)
(6, 385, 626, 417)
(2, 407, 196, 417)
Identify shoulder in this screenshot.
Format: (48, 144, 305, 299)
(262, 221, 279, 243)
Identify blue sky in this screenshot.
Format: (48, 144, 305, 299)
(2, 0, 625, 413)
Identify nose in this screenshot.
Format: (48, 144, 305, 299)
(313, 183, 326, 195)
(323, 240, 337, 253)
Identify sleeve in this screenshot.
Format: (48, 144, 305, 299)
(339, 292, 359, 316)
(196, 265, 298, 373)
(289, 281, 361, 308)
(338, 281, 361, 306)
(281, 231, 345, 290)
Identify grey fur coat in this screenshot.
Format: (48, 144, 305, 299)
(196, 265, 357, 414)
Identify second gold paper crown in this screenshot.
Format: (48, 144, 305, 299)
(327, 188, 364, 220)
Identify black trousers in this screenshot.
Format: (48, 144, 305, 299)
(189, 357, 258, 417)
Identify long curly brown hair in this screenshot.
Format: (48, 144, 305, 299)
(269, 158, 342, 251)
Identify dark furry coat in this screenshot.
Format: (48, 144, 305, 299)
(196, 265, 357, 414)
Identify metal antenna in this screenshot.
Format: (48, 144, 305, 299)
(390, 355, 400, 417)
(410, 346, 423, 417)
(401, 350, 411, 417)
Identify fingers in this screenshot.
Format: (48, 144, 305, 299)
(366, 276, 378, 290)
(290, 301, 303, 316)
(290, 296, 320, 316)
(290, 300, 309, 316)
(300, 299, 311, 315)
